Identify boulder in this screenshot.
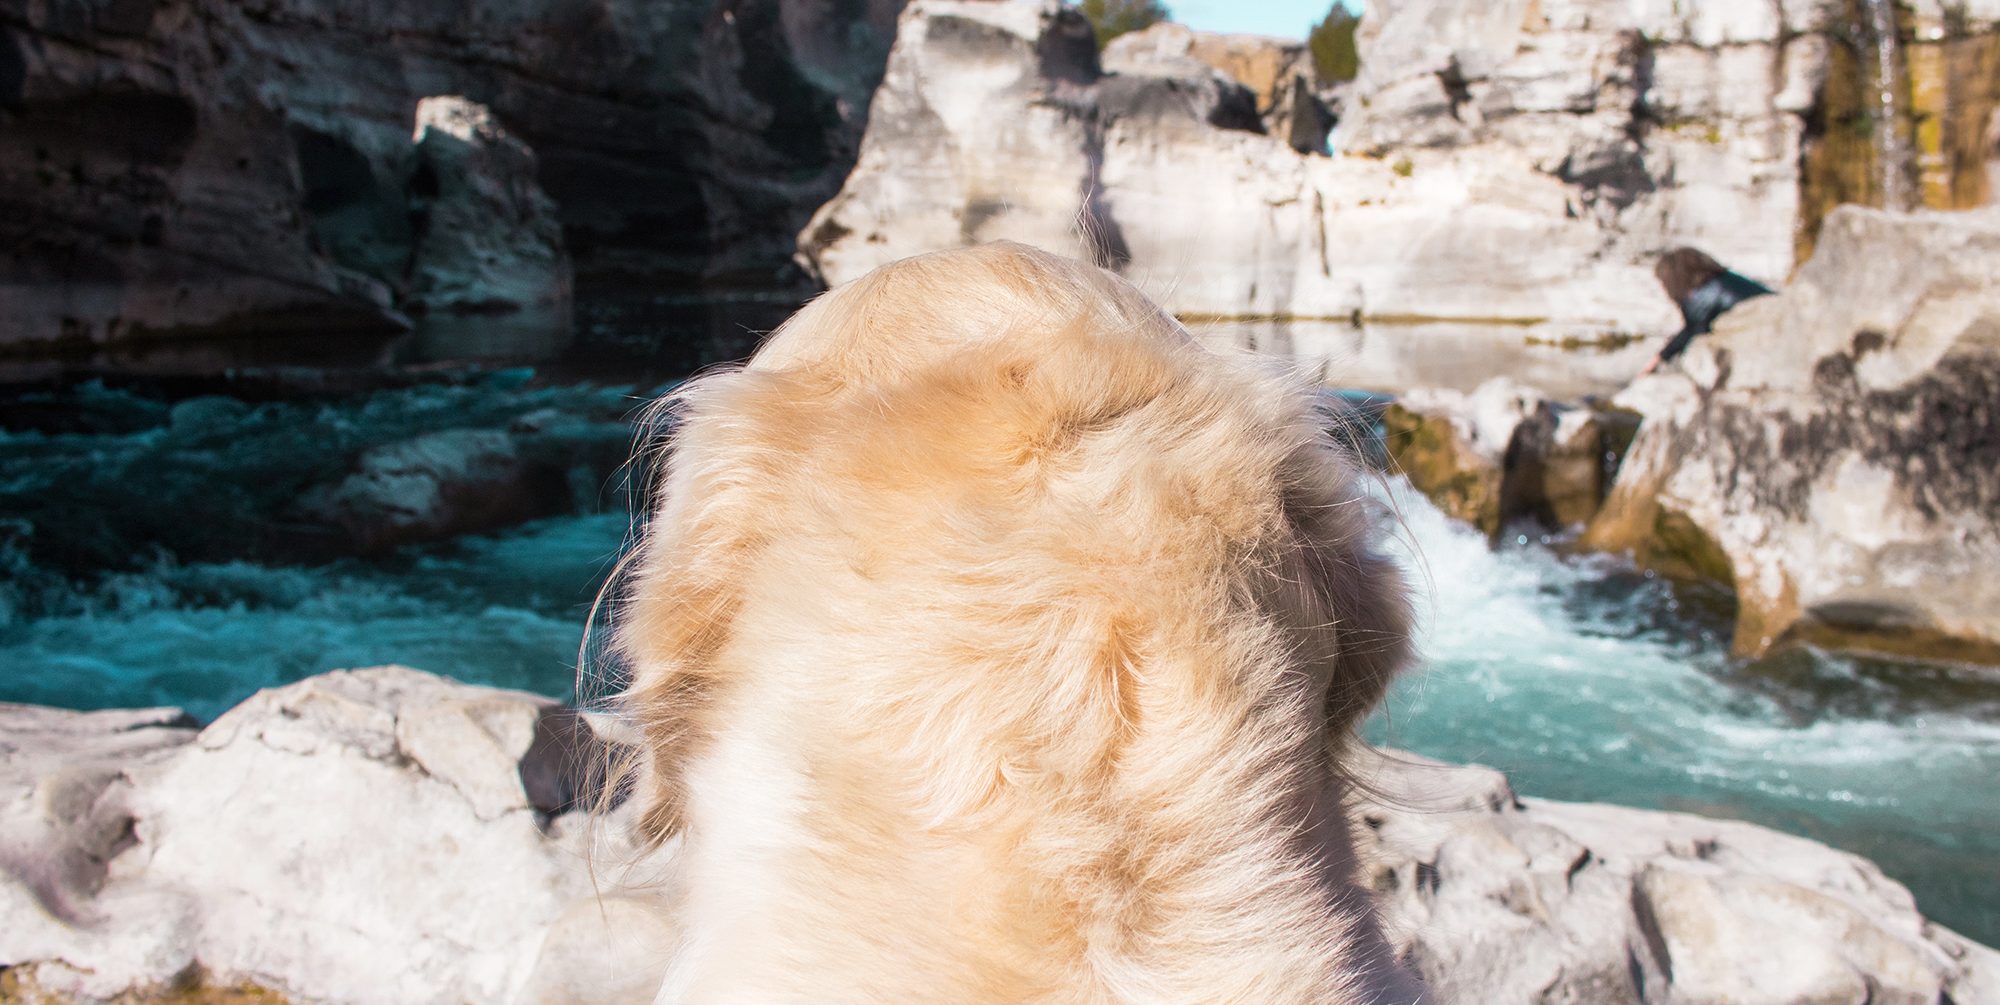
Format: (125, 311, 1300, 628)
(404, 97, 572, 319)
(1384, 378, 1626, 537)
(286, 400, 637, 555)
(2, 672, 1996, 1003)
(0, 667, 675, 1005)
(1584, 205, 2000, 662)
(1354, 751, 2000, 1005)
(289, 429, 572, 554)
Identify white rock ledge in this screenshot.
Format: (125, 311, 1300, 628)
(1, 668, 1993, 1003)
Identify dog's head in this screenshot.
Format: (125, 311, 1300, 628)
(612, 242, 1411, 840)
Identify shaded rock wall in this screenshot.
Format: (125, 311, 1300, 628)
(0, 0, 903, 363)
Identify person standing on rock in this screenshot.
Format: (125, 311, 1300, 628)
(1639, 247, 1775, 375)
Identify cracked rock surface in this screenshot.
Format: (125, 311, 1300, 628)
(1354, 752, 2000, 1005)
(1585, 205, 2000, 662)
(0, 667, 675, 1005)
(2, 669, 1994, 1003)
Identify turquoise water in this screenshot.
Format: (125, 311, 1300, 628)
(2, 378, 1995, 945)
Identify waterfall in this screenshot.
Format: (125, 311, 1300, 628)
(1862, 0, 1913, 210)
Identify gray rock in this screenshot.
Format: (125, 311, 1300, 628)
(290, 428, 571, 553)
(1586, 205, 2000, 662)
(405, 97, 573, 318)
(2, 673, 1995, 1003)
(0, 667, 675, 1005)
(1353, 751, 2000, 1005)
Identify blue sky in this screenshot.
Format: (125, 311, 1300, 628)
(1171, 0, 1360, 40)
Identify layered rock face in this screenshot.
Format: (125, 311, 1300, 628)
(0, 0, 903, 362)
(1584, 204, 2000, 662)
(5, 668, 1997, 1003)
(802, 0, 2000, 333)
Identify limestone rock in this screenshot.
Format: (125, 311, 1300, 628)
(1102, 22, 1330, 151)
(289, 429, 571, 553)
(1354, 751, 2000, 1005)
(0, 704, 198, 939)
(0, 667, 675, 1005)
(807, 0, 1914, 333)
(1585, 205, 2000, 661)
(3, 675, 1997, 1003)
(405, 97, 572, 318)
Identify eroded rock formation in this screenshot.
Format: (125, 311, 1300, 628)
(3, 668, 1995, 1003)
(1584, 204, 2000, 663)
(0, 0, 904, 363)
(803, 0, 2000, 335)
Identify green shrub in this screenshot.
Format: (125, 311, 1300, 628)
(1308, 4, 1361, 82)
(1078, 0, 1170, 51)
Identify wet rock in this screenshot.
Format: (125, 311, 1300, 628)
(404, 97, 572, 318)
(1384, 378, 1620, 537)
(1355, 752, 2000, 1005)
(0, 667, 673, 1005)
(290, 429, 571, 553)
(1585, 205, 2000, 662)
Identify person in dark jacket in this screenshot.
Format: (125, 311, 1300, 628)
(1639, 247, 1775, 375)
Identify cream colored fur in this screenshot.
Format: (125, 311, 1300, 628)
(615, 243, 1427, 1004)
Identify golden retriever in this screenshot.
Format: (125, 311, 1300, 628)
(612, 242, 1425, 1004)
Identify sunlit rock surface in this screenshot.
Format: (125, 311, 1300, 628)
(0, 0, 903, 360)
(1356, 752, 2000, 1005)
(806, 0, 2000, 335)
(1586, 205, 2000, 662)
(4, 670, 1995, 1003)
(0, 668, 675, 1005)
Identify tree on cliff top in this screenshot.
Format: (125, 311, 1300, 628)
(1309, 5, 1361, 82)
(1079, 0, 1170, 50)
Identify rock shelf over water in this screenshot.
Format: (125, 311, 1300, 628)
(3, 666, 1994, 1003)
(1391, 205, 2000, 665)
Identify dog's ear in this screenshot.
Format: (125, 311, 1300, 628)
(1312, 537, 1412, 736)
(1276, 441, 1414, 739)
(616, 370, 803, 841)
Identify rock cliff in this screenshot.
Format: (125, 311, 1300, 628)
(0, 0, 903, 363)
(803, 0, 2000, 335)
(1584, 204, 2000, 663)
(4, 667, 1995, 1003)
